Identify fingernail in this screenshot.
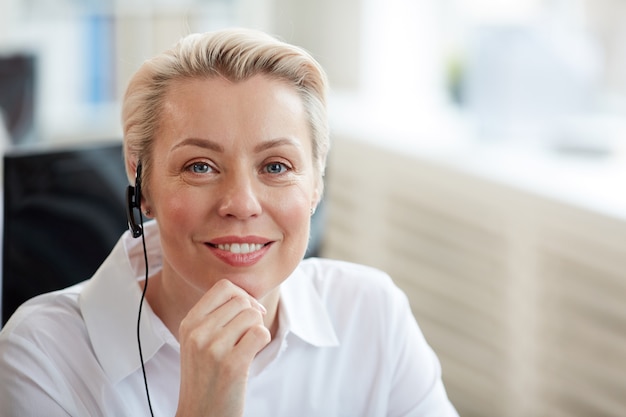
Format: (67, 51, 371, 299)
(253, 299, 267, 315)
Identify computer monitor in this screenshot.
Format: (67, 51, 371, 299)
(2, 140, 128, 324)
(0, 53, 37, 145)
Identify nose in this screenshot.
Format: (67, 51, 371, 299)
(217, 173, 262, 219)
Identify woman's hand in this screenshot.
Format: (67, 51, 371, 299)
(175, 279, 271, 417)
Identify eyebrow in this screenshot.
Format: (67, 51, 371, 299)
(254, 137, 303, 153)
(171, 137, 224, 152)
(171, 137, 303, 153)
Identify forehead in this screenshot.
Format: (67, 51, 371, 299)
(164, 74, 303, 116)
(158, 75, 308, 139)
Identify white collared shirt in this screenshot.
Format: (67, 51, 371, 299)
(0, 221, 458, 416)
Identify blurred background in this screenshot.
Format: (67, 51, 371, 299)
(1, 0, 626, 416)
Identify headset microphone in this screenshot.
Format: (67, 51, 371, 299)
(127, 160, 155, 416)
(126, 162, 143, 238)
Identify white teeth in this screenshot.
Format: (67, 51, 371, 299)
(216, 243, 264, 254)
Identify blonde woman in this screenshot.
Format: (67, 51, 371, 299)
(0, 28, 458, 417)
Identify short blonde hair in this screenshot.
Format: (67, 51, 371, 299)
(122, 28, 329, 195)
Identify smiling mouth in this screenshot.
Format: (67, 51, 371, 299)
(208, 242, 268, 254)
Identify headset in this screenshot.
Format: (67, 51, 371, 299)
(125, 162, 155, 417)
(126, 162, 144, 238)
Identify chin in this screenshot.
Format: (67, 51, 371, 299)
(220, 271, 280, 299)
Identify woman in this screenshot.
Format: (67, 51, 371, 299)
(0, 28, 458, 416)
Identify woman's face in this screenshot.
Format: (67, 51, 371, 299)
(146, 75, 319, 302)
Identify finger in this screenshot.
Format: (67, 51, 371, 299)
(185, 306, 268, 366)
(200, 295, 257, 334)
(179, 295, 250, 349)
(233, 323, 271, 362)
(183, 279, 265, 330)
(193, 279, 250, 315)
(200, 279, 266, 315)
(180, 289, 267, 355)
(211, 305, 267, 351)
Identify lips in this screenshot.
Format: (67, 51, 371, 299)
(212, 242, 265, 254)
(206, 236, 273, 267)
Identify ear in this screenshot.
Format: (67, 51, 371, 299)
(311, 178, 324, 214)
(125, 153, 140, 186)
(126, 158, 138, 181)
(126, 155, 151, 213)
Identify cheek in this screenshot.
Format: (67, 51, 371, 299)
(272, 188, 313, 239)
(156, 189, 203, 230)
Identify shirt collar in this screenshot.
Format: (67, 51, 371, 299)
(279, 264, 339, 347)
(79, 221, 171, 384)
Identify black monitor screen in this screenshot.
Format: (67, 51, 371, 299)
(2, 141, 129, 324)
(0, 53, 37, 145)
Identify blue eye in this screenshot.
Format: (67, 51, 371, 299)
(265, 162, 288, 174)
(191, 162, 211, 174)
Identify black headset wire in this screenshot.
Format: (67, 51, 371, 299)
(137, 211, 155, 417)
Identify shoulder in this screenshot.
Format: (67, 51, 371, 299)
(0, 283, 87, 346)
(0, 284, 106, 417)
(0, 284, 92, 378)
